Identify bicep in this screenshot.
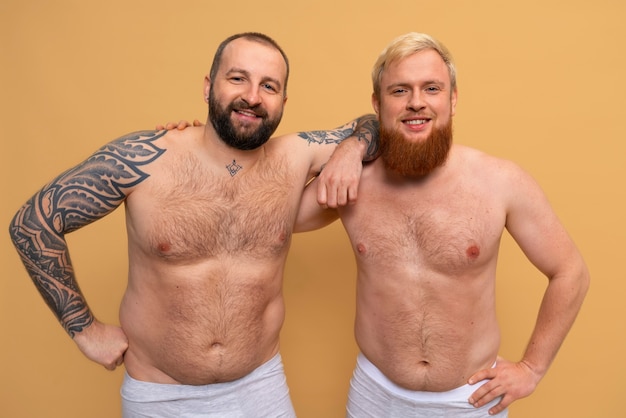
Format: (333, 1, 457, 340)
(504, 168, 582, 279)
(16, 130, 166, 235)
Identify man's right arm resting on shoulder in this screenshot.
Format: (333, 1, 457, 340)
(161, 114, 380, 211)
(8, 130, 167, 370)
(292, 114, 380, 232)
(308, 114, 379, 208)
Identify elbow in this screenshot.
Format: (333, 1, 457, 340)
(567, 258, 590, 306)
(8, 210, 22, 248)
(579, 264, 591, 299)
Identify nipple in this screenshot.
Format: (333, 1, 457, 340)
(158, 242, 171, 253)
(466, 245, 480, 259)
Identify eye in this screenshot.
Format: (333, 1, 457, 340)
(391, 88, 408, 95)
(262, 83, 279, 93)
(425, 85, 441, 94)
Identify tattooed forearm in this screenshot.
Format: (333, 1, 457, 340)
(297, 114, 380, 161)
(8, 130, 166, 337)
(296, 125, 357, 146)
(353, 114, 380, 161)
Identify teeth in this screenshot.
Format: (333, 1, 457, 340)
(406, 119, 426, 125)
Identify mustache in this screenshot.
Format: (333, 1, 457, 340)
(229, 100, 268, 118)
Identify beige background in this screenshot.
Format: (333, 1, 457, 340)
(1, 1, 624, 417)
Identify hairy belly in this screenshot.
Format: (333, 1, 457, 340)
(364, 347, 474, 391)
(355, 303, 499, 391)
(120, 277, 285, 385)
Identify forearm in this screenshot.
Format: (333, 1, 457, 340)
(521, 268, 589, 378)
(297, 114, 379, 170)
(9, 194, 94, 337)
(351, 114, 379, 161)
(329, 114, 379, 162)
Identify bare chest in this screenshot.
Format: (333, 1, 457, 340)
(342, 180, 506, 274)
(127, 155, 300, 262)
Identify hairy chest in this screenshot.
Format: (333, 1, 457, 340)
(342, 181, 506, 274)
(127, 154, 300, 262)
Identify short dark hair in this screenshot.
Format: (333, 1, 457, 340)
(209, 32, 290, 97)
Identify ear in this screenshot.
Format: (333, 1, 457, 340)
(203, 75, 211, 103)
(450, 88, 458, 116)
(371, 92, 380, 115)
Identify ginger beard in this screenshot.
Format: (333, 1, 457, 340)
(209, 88, 283, 151)
(379, 118, 453, 177)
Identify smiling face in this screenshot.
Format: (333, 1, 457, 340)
(372, 48, 458, 176)
(206, 37, 288, 150)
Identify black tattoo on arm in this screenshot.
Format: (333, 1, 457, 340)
(8, 131, 166, 337)
(296, 114, 380, 161)
(296, 126, 356, 146)
(353, 114, 380, 161)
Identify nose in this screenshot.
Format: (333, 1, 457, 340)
(406, 91, 425, 112)
(241, 85, 262, 107)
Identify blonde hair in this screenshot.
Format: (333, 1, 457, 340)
(372, 32, 456, 99)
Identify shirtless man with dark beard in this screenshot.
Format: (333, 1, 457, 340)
(9, 32, 378, 417)
(298, 32, 589, 417)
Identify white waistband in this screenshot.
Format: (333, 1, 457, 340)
(356, 353, 493, 402)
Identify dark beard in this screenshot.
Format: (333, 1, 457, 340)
(379, 120, 453, 177)
(208, 90, 282, 151)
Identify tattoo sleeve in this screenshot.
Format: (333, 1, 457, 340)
(353, 114, 380, 161)
(8, 131, 166, 337)
(296, 114, 380, 161)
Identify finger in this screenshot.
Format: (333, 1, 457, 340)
(468, 367, 495, 385)
(316, 182, 329, 208)
(325, 186, 339, 208)
(155, 124, 165, 130)
(176, 120, 190, 130)
(347, 183, 358, 205)
(488, 393, 513, 416)
(193, 119, 203, 127)
(472, 381, 507, 409)
(468, 380, 495, 406)
(335, 184, 348, 207)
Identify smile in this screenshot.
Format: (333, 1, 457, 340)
(235, 109, 260, 118)
(405, 119, 428, 125)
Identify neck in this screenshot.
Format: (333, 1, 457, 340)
(202, 123, 266, 175)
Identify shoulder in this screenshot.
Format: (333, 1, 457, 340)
(83, 130, 171, 173)
(454, 144, 525, 176)
(451, 145, 540, 201)
(265, 132, 315, 158)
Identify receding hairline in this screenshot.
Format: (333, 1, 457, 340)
(209, 32, 290, 96)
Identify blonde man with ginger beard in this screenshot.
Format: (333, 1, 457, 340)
(297, 32, 589, 417)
